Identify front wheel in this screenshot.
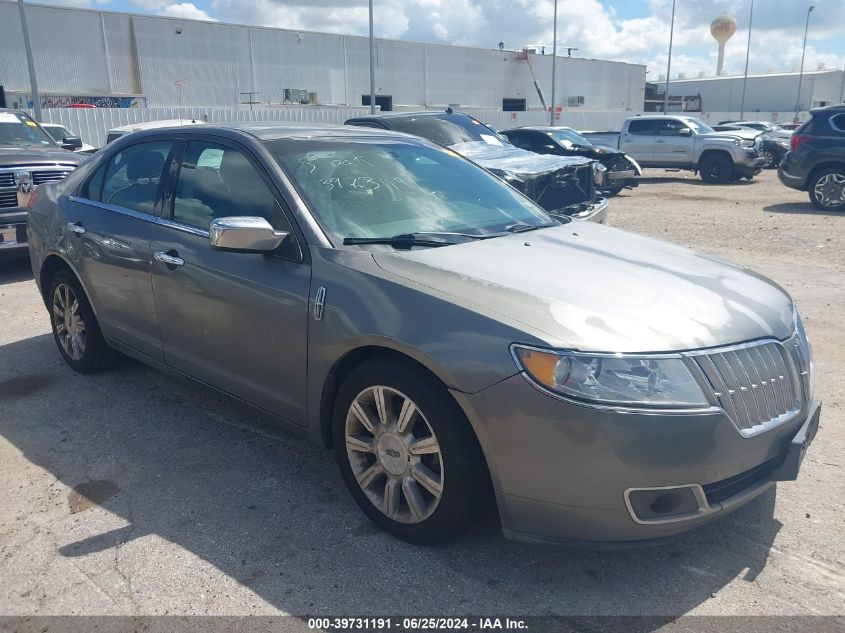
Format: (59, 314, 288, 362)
(698, 154, 733, 184)
(603, 185, 624, 197)
(333, 359, 488, 544)
(808, 167, 845, 212)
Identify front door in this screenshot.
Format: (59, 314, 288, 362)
(150, 137, 311, 424)
(67, 139, 176, 361)
(652, 119, 693, 163)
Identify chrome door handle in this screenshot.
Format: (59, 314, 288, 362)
(66, 222, 85, 235)
(154, 250, 185, 267)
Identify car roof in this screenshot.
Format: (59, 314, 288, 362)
(347, 110, 472, 121)
(121, 121, 425, 143)
(108, 119, 206, 133)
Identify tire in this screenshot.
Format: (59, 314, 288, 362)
(603, 186, 624, 198)
(332, 358, 488, 544)
(760, 150, 775, 169)
(698, 154, 733, 184)
(808, 167, 845, 212)
(47, 270, 119, 373)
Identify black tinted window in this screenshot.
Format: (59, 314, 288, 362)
(172, 141, 284, 231)
(655, 120, 687, 136)
(628, 120, 655, 135)
(98, 140, 173, 214)
(830, 114, 845, 132)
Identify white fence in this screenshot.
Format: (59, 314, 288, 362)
(28, 106, 811, 149)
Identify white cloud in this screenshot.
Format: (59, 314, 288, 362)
(158, 2, 217, 21)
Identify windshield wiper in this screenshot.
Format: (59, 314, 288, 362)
(504, 222, 557, 233)
(342, 232, 487, 250)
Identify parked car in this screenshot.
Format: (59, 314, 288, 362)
(780, 123, 803, 131)
(500, 126, 640, 196)
(778, 104, 845, 211)
(718, 120, 793, 140)
(105, 118, 205, 144)
(40, 123, 96, 153)
(712, 125, 790, 168)
(582, 115, 767, 183)
(345, 110, 608, 223)
(0, 109, 83, 256)
(28, 123, 820, 546)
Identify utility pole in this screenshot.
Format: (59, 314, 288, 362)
(17, 0, 41, 120)
(795, 5, 815, 123)
(368, 0, 376, 113)
(739, 0, 754, 119)
(550, 0, 557, 125)
(663, 0, 676, 113)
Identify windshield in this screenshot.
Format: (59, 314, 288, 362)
(684, 118, 716, 135)
(0, 112, 55, 148)
(267, 139, 554, 246)
(384, 114, 508, 147)
(547, 128, 593, 147)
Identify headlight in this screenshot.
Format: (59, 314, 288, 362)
(512, 345, 709, 408)
(740, 139, 755, 148)
(794, 309, 814, 399)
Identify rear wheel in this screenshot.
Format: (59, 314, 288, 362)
(760, 149, 775, 169)
(808, 167, 845, 212)
(698, 154, 733, 184)
(333, 358, 488, 544)
(48, 270, 118, 373)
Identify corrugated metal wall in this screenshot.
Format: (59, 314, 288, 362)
(1, 1, 646, 110)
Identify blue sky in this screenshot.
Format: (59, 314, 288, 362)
(40, 0, 845, 78)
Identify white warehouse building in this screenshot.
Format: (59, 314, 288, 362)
(667, 69, 845, 116)
(0, 0, 645, 112)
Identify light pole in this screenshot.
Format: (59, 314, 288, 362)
(550, 0, 558, 125)
(795, 4, 815, 123)
(17, 0, 41, 121)
(368, 0, 376, 113)
(739, 0, 754, 119)
(663, 0, 676, 113)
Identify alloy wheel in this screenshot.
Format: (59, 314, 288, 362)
(761, 151, 774, 168)
(345, 385, 443, 524)
(52, 283, 86, 361)
(813, 173, 845, 209)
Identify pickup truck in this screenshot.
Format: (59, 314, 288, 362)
(583, 115, 767, 184)
(0, 109, 83, 256)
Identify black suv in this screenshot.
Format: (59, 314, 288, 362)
(778, 104, 845, 211)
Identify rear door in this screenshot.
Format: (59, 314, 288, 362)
(149, 136, 311, 424)
(66, 139, 175, 361)
(620, 119, 656, 162)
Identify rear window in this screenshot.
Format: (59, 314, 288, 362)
(383, 114, 503, 146)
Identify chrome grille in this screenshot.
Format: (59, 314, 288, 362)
(31, 169, 73, 185)
(0, 190, 18, 209)
(0, 173, 13, 188)
(691, 338, 806, 435)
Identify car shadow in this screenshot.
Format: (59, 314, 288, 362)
(0, 333, 783, 619)
(0, 256, 33, 285)
(764, 202, 840, 216)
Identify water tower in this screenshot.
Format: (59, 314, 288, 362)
(710, 13, 737, 76)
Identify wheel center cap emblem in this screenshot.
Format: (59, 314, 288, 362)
(377, 434, 408, 476)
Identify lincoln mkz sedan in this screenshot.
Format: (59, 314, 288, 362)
(27, 123, 820, 546)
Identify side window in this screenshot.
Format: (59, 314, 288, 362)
(655, 120, 686, 136)
(172, 141, 287, 232)
(81, 162, 106, 201)
(628, 120, 655, 135)
(830, 114, 845, 133)
(507, 132, 530, 149)
(97, 141, 173, 214)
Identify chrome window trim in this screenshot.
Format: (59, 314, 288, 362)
(829, 114, 845, 134)
(71, 197, 157, 224)
(0, 164, 78, 173)
(156, 217, 210, 238)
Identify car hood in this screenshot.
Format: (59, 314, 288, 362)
(701, 129, 760, 142)
(372, 221, 793, 353)
(0, 146, 82, 167)
(450, 141, 594, 180)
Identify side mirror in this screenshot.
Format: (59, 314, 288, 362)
(209, 216, 288, 252)
(678, 128, 693, 137)
(61, 136, 83, 150)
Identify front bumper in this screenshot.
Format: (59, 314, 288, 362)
(734, 155, 767, 178)
(558, 196, 609, 224)
(454, 375, 819, 547)
(0, 211, 28, 252)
